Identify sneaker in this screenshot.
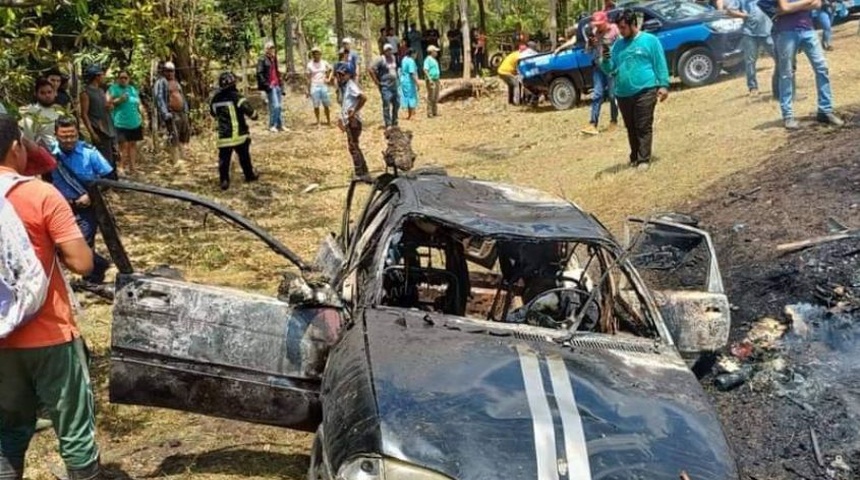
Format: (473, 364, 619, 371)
(220, 180, 230, 190)
(784, 118, 801, 130)
(816, 112, 844, 127)
(606, 121, 618, 132)
(268, 127, 278, 133)
(245, 173, 260, 183)
(823, 43, 833, 51)
(581, 124, 599, 135)
(749, 89, 759, 97)
(636, 162, 651, 172)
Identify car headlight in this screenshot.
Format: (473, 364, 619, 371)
(337, 456, 453, 480)
(708, 18, 742, 32)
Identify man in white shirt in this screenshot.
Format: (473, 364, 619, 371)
(19, 77, 64, 147)
(306, 47, 333, 126)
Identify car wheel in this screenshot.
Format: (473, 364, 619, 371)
(489, 53, 504, 70)
(308, 430, 330, 480)
(549, 77, 578, 110)
(678, 47, 718, 87)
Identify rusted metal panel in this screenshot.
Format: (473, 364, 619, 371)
(111, 275, 343, 428)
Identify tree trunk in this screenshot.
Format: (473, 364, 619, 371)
(549, 0, 558, 49)
(417, 0, 426, 30)
(362, 1, 373, 78)
(271, 13, 278, 50)
(394, 0, 400, 36)
(256, 14, 266, 40)
(459, 0, 471, 78)
(296, 19, 309, 70)
(334, 0, 345, 44)
(385, 3, 391, 28)
(284, 0, 295, 74)
(477, 0, 486, 32)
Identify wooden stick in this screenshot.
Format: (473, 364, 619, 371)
(777, 232, 860, 253)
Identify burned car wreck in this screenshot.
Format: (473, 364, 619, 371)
(92, 169, 739, 480)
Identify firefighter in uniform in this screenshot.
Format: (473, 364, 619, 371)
(209, 71, 259, 190)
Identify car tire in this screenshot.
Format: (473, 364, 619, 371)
(549, 77, 578, 110)
(677, 47, 719, 87)
(489, 53, 504, 70)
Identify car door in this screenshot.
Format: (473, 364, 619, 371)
(90, 180, 344, 432)
(624, 215, 730, 356)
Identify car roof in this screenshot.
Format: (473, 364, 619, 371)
(389, 173, 614, 242)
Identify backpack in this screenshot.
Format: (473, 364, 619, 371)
(0, 174, 52, 339)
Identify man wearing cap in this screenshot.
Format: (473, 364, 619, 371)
(154, 61, 191, 160)
(582, 10, 619, 135)
(306, 47, 333, 126)
(600, 9, 668, 170)
(423, 45, 441, 117)
(369, 44, 400, 129)
(79, 65, 117, 175)
(342, 38, 361, 81)
(335, 64, 370, 183)
(257, 41, 285, 132)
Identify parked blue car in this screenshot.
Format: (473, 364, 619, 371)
(519, 0, 744, 110)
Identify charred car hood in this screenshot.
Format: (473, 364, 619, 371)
(364, 308, 737, 480)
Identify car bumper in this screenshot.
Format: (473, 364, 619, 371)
(707, 32, 744, 67)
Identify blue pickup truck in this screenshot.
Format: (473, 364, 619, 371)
(519, 0, 744, 110)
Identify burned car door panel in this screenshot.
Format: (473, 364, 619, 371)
(625, 216, 731, 354)
(111, 275, 342, 431)
(92, 180, 343, 431)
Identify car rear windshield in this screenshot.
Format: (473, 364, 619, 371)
(649, 1, 710, 20)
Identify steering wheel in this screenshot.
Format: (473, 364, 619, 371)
(518, 286, 592, 331)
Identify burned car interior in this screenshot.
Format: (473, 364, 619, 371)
(373, 216, 658, 338)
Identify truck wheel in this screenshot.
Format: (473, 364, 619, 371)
(489, 53, 504, 70)
(549, 77, 578, 110)
(678, 47, 718, 87)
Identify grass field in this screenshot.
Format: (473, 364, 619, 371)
(24, 22, 860, 479)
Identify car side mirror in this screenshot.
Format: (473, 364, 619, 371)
(642, 19, 662, 31)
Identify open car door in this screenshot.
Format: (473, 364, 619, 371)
(625, 215, 730, 358)
(91, 180, 344, 432)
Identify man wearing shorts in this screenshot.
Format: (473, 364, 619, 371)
(154, 62, 190, 160)
(306, 47, 333, 126)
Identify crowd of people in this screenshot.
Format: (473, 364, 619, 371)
(497, 0, 845, 170)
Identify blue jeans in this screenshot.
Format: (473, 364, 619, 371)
(775, 29, 833, 120)
(590, 68, 618, 126)
(380, 86, 399, 127)
(266, 86, 283, 129)
(741, 35, 775, 92)
(73, 207, 110, 283)
(814, 9, 833, 46)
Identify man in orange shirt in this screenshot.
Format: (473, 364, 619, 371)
(0, 114, 100, 480)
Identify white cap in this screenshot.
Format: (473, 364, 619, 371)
(163, 61, 176, 70)
(383, 43, 394, 52)
(311, 46, 321, 53)
(342, 37, 352, 44)
(265, 40, 275, 49)
(427, 45, 440, 52)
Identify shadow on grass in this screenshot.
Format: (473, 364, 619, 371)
(148, 448, 310, 478)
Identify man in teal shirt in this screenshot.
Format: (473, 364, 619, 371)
(423, 45, 441, 118)
(601, 9, 669, 170)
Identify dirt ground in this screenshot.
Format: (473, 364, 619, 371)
(22, 20, 860, 480)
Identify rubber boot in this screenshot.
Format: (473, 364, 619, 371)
(0, 456, 24, 480)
